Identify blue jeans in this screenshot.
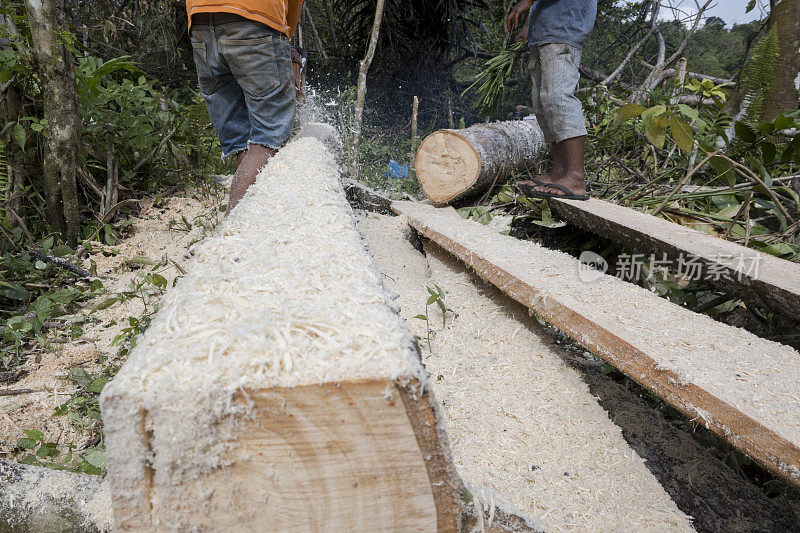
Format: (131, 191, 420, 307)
(528, 43, 587, 144)
(190, 14, 295, 157)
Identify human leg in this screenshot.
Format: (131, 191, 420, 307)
(218, 18, 296, 212)
(521, 44, 589, 198)
(518, 46, 562, 188)
(190, 23, 250, 159)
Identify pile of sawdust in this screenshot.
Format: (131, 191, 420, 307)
(357, 212, 695, 532)
(0, 191, 224, 459)
(394, 202, 800, 480)
(0, 462, 112, 532)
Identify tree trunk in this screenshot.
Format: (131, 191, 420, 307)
(349, 0, 385, 180)
(762, 0, 800, 120)
(414, 119, 546, 205)
(24, 0, 80, 244)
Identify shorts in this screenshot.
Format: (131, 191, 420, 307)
(528, 43, 587, 144)
(190, 13, 295, 158)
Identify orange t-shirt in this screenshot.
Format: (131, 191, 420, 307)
(186, 0, 303, 37)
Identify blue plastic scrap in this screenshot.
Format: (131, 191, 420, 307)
(385, 159, 409, 179)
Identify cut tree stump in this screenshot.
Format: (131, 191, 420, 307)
(415, 119, 546, 205)
(100, 137, 463, 531)
(392, 200, 800, 489)
(549, 197, 800, 320)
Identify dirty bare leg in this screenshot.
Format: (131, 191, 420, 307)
(227, 144, 276, 214)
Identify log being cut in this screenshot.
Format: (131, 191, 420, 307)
(100, 136, 465, 531)
(393, 201, 800, 489)
(415, 119, 546, 205)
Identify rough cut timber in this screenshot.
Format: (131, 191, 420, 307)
(392, 200, 800, 489)
(415, 119, 546, 205)
(0, 460, 111, 532)
(549, 197, 800, 320)
(100, 137, 462, 531)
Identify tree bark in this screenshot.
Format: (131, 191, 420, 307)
(762, 0, 800, 120)
(25, 0, 80, 244)
(349, 0, 385, 180)
(414, 119, 546, 205)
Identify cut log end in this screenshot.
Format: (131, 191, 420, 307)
(414, 120, 546, 206)
(415, 130, 481, 205)
(107, 379, 459, 531)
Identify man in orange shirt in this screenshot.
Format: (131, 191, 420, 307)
(187, 0, 304, 212)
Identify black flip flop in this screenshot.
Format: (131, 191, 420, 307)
(517, 182, 589, 201)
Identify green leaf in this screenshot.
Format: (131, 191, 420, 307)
(23, 429, 44, 441)
(746, 0, 756, 12)
(0, 281, 30, 301)
(676, 104, 699, 122)
(773, 114, 793, 131)
(709, 156, 735, 186)
(77, 460, 102, 476)
(88, 377, 108, 393)
(670, 117, 694, 153)
(734, 121, 758, 143)
(645, 115, 668, 149)
(83, 448, 106, 469)
(760, 141, 777, 165)
(16, 438, 37, 449)
(433, 284, 445, 298)
(758, 122, 776, 135)
(427, 295, 438, 305)
(413, 314, 428, 321)
(69, 367, 93, 388)
(20, 454, 38, 465)
(92, 297, 119, 312)
(36, 442, 59, 458)
(13, 122, 25, 150)
(612, 103, 646, 128)
(776, 186, 800, 207)
(150, 273, 167, 289)
(642, 104, 667, 123)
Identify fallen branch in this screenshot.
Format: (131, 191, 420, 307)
(0, 388, 34, 397)
(28, 249, 94, 278)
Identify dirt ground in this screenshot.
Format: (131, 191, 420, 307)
(0, 186, 225, 461)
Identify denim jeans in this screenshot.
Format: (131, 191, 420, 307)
(529, 43, 587, 144)
(190, 14, 295, 157)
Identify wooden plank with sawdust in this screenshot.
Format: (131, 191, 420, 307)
(549, 197, 800, 319)
(392, 200, 800, 489)
(100, 137, 466, 532)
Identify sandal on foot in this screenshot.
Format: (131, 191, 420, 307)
(518, 182, 589, 201)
